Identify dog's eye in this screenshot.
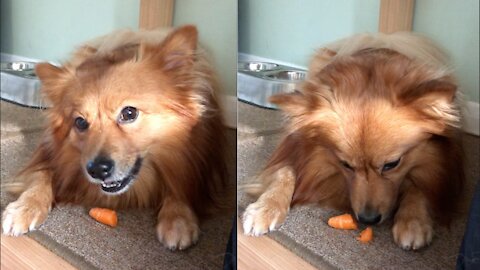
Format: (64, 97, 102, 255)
(340, 160, 354, 171)
(74, 117, 89, 131)
(118, 106, 138, 123)
(382, 158, 401, 172)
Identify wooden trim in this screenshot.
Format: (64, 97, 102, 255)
(139, 0, 174, 29)
(379, 0, 415, 33)
(237, 219, 318, 270)
(1, 235, 77, 270)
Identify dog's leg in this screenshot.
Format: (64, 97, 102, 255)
(242, 166, 295, 236)
(2, 171, 53, 236)
(392, 185, 433, 250)
(156, 197, 200, 250)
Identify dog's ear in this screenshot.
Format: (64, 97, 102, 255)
(270, 91, 310, 116)
(401, 79, 459, 134)
(141, 25, 198, 78)
(35, 63, 70, 104)
(308, 48, 337, 76)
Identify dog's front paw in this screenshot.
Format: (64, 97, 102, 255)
(392, 218, 433, 250)
(156, 216, 200, 250)
(242, 199, 289, 236)
(2, 198, 51, 236)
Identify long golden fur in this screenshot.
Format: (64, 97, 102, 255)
(2, 25, 229, 250)
(242, 32, 464, 250)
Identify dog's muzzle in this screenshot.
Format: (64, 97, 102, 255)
(86, 156, 143, 194)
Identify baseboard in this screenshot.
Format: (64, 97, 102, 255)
(219, 94, 237, 129)
(462, 101, 479, 136)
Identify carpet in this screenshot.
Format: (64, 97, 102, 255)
(237, 101, 480, 270)
(1, 101, 236, 270)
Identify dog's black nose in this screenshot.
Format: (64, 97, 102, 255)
(86, 156, 114, 180)
(358, 211, 382, 225)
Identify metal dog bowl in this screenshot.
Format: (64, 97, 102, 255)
(263, 70, 306, 81)
(0, 61, 37, 78)
(237, 58, 306, 109)
(238, 61, 279, 72)
(0, 59, 47, 108)
(1, 61, 35, 71)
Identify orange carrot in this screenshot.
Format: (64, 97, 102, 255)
(89, 208, 118, 227)
(357, 227, 373, 243)
(327, 213, 358, 230)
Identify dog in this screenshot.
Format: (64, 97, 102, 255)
(2, 25, 230, 250)
(242, 32, 464, 250)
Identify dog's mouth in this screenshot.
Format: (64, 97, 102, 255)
(100, 157, 143, 194)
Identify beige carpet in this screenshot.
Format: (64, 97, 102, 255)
(237, 101, 479, 270)
(0, 101, 235, 270)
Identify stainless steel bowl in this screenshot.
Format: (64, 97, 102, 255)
(238, 61, 279, 72)
(1, 61, 46, 107)
(1, 61, 35, 71)
(263, 70, 306, 81)
(0, 61, 37, 78)
(237, 57, 307, 108)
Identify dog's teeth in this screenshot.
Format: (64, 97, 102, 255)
(102, 182, 120, 188)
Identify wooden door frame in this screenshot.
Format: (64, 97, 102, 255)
(139, 0, 174, 29)
(379, 0, 415, 33)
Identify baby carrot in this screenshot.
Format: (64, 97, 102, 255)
(327, 213, 358, 230)
(89, 208, 118, 227)
(357, 226, 373, 243)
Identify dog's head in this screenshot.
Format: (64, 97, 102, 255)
(272, 49, 460, 224)
(35, 26, 204, 195)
